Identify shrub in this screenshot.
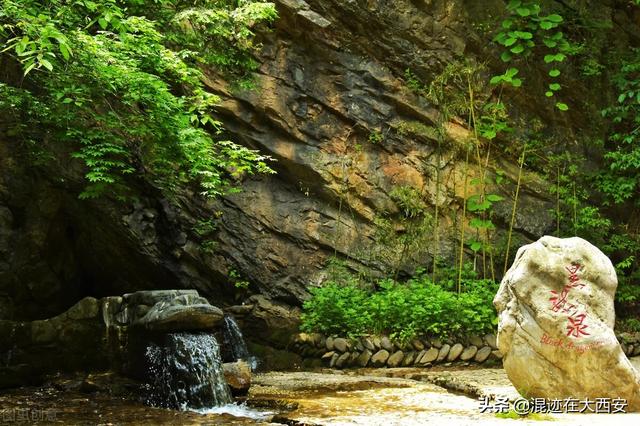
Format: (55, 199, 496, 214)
(300, 269, 499, 341)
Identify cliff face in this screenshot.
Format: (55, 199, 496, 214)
(1, 1, 636, 324)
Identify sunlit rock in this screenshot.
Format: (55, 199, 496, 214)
(495, 236, 640, 410)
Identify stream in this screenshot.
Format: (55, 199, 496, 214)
(2, 364, 640, 425)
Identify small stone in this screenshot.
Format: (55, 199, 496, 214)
(430, 338, 443, 349)
(356, 350, 372, 367)
(223, 361, 251, 396)
(634, 345, 640, 357)
(420, 347, 439, 364)
(361, 337, 375, 351)
(484, 333, 497, 350)
(402, 352, 416, 366)
(335, 352, 351, 368)
(371, 350, 390, 367)
(329, 353, 339, 368)
(380, 336, 394, 352)
(326, 336, 335, 351)
(626, 344, 634, 356)
(469, 335, 484, 347)
(317, 336, 326, 349)
(372, 336, 382, 350)
(321, 351, 336, 360)
(355, 340, 365, 352)
(460, 346, 478, 361)
(436, 344, 450, 362)
(333, 338, 348, 353)
(491, 350, 503, 360)
(349, 351, 360, 364)
(447, 343, 464, 362)
(414, 350, 426, 365)
(387, 351, 405, 367)
(411, 339, 424, 351)
(475, 346, 492, 363)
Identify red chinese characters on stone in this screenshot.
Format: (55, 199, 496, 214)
(566, 313, 590, 338)
(549, 264, 590, 338)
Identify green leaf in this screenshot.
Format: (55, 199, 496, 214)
(510, 44, 524, 54)
(618, 93, 627, 103)
(515, 31, 533, 40)
(540, 21, 554, 30)
(543, 38, 557, 48)
(502, 19, 513, 29)
(506, 67, 519, 78)
(98, 17, 108, 29)
(549, 83, 561, 91)
(546, 14, 563, 23)
(556, 102, 569, 111)
(59, 43, 70, 60)
(549, 69, 561, 77)
(545, 91, 554, 97)
(487, 194, 504, 202)
(511, 78, 522, 87)
(470, 241, 483, 252)
(504, 37, 517, 47)
(516, 7, 531, 16)
(544, 54, 555, 63)
(500, 51, 512, 62)
(490, 75, 502, 85)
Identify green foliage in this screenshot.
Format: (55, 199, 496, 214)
(492, 0, 571, 110)
(599, 48, 640, 205)
(368, 130, 384, 144)
(300, 268, 498, 340)
(228, 269, 250, 290)
(0, 0, 277, 199)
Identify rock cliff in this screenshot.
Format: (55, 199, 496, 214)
(1, 0, 637, 343)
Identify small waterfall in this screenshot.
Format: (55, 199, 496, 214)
(222, 314, 258, 370)
(144, 332, 232, 410)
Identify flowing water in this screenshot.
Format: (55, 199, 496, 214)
(144, 332, 232, 409)
(222, 314, 259, 370)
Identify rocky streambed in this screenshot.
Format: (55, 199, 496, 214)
(3, 363, 640, 425)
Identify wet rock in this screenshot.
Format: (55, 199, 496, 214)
(355, 349, 372, 367)
(133, 293, 224, 332)
(224, 360, 252, 396)
(371, 350, 390, 367)
(474, 346, 492, 363)
(333, 338, 348, 353)
(447, 343, 463, 362)
(387, 351, 405, 367)
(436, 344, 450, 362)
(495, 236, 640, 410)
(459, 346, 478, 361)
